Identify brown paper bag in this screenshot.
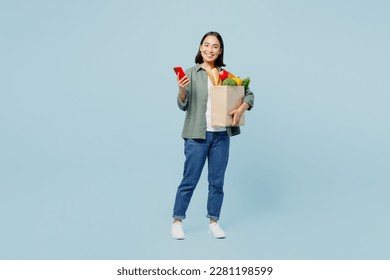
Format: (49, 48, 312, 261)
(210, 86, 245, 128)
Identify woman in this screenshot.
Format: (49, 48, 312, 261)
(171, 31, 254, 239)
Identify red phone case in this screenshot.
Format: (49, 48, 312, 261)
(173, 66, 185, 79)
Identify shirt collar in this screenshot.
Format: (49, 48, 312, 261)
(195, 64, 203, 72)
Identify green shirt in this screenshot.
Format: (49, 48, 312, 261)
(177, 64, 255, 139)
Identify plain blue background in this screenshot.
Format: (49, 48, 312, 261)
(1, 0, 389, 259)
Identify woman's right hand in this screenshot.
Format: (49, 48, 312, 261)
(177, 74, 190, 102)
(177, 74, 190, 90)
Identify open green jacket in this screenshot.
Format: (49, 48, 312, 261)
(177, 64, 255, 139)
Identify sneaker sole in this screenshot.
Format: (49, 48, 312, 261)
(171, 234, 185, 240)
(208, 230, 226, 239)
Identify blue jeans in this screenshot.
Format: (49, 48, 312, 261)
(173, 131, 230, 221)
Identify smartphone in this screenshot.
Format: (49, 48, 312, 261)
(173, 66, 186, 80)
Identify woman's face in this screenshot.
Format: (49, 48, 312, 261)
(199, 35, 222, 64)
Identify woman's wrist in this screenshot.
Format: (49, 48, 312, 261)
(239, 102, 250, 113)
(179, 89, 187, 101)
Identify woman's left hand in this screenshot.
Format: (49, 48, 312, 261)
(228, 103, 250, 126)
(228, 109, 243, 126)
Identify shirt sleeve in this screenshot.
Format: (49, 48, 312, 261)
(243, 87, 255, 110)
(177, 91, 188, 111)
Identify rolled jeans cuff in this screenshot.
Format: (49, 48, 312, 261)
(206, 214, 219, 221)
(173, 214, 186, 220)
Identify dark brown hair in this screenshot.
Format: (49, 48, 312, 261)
(195, 31, 226, 67)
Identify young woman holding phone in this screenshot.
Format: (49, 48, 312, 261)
(171, 31, 254, 239)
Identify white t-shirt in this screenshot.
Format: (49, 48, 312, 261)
(206, 77, 226, 132)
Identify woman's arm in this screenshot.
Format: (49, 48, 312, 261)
(229, 86, 254, 126)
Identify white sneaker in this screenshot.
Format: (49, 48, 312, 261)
(208, 223, 226, 239)
(171, 222, 185, 240)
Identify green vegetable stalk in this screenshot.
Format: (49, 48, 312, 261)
(242, 77, 251, 90)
